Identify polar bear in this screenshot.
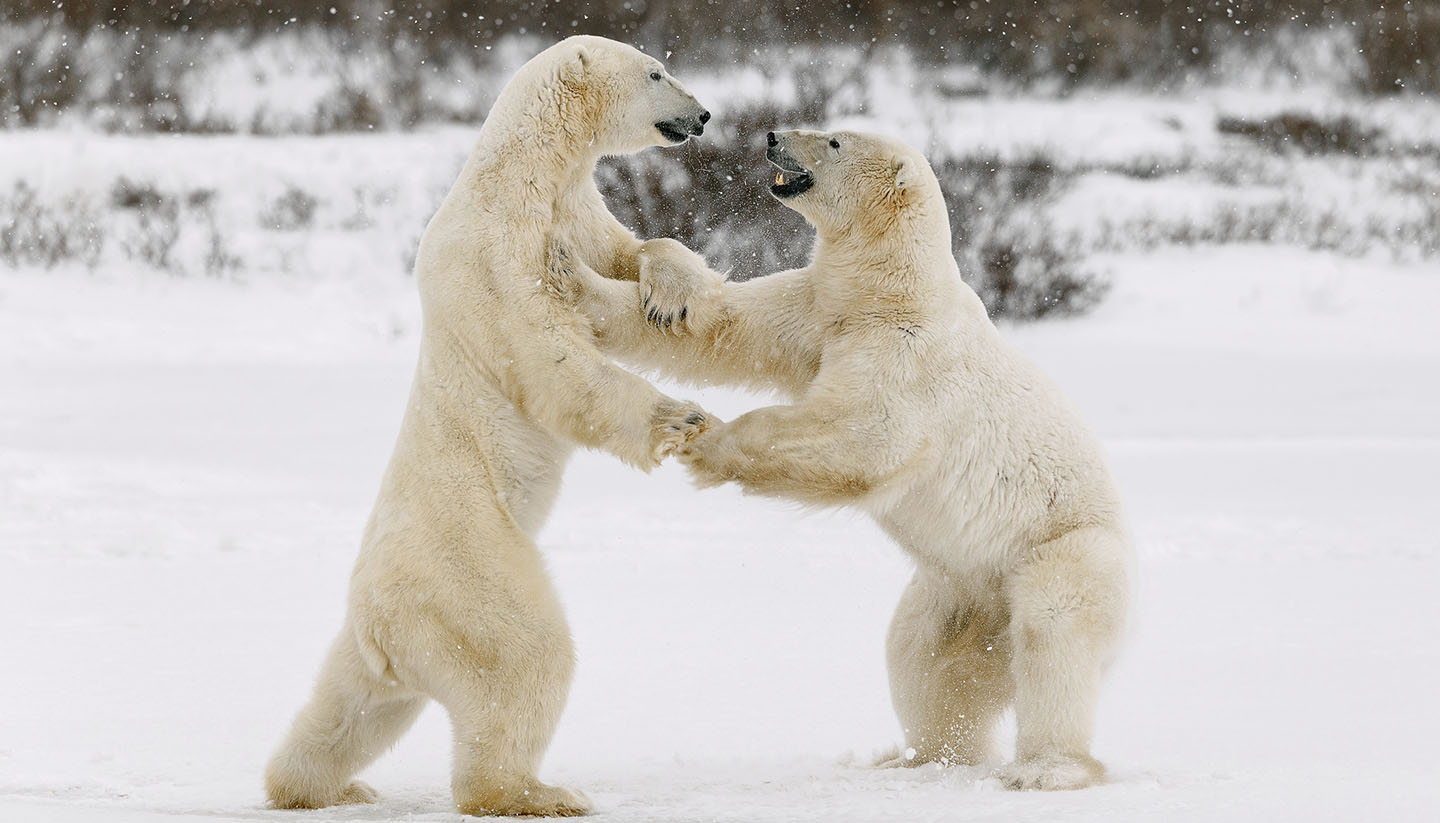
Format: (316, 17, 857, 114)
(546, 129, 1131, 791)
(264, 37, 720, 817)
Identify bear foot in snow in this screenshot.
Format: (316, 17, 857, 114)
(457, 783, 593, 818)
(872, 743, 994, 770)
(872, 746, 922, 769)
(996, 755, 1105, 791)
(335, 780, 379, 805)
(268, 779, 377, 809)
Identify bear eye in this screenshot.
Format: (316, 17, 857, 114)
(829, 138, 841, 149)
(649, 71, 662, 81)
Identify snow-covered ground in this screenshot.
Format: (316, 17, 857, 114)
(2, 232, 1437, 821)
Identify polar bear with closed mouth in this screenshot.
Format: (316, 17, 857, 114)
(265, 36, 721, 818)
(548, 128, 1132, 791)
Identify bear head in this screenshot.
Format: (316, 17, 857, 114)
(552, 35, 710, 155)
(764, 129, 942, 240)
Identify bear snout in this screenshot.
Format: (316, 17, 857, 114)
(655, 114, 708, 143)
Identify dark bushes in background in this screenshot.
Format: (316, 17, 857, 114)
(3, 0, 1437, 95)
(599, 104, 1104, 319)
(0, 22, 477, 133)
(597, 102, 818, 278)
(4, 2, 1437, 133)
(1217, 114, 1384, 156)
(937, 158, 1104, 319)
(4, 1, 1432, 319)
(0, 182, 104, 269)
(0, 178, 239, 276)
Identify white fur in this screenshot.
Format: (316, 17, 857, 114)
(265, 36, 712, 817)
(549, 129, 1132, 791)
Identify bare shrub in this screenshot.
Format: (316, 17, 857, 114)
(188, 189, 243, 277)
(0, 20, 81, 127)
(4, 3, 1437, 134)
(1075, 190, 1440, 263)
(317, 87, 386, 133)
(1218, 114, 1384, 156)
(106, 179, 244, 276)
(970, 236, 1105, 320)
(599, 98, 1104, 320)
(111, 179, 181, 269)
(260, 187, 319, 232)
(0, 182, 105, 269)
(598, 101, 820, 279)
(938, 158, 1107, 319)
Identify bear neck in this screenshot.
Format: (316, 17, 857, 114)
(815, 236, 924, 298)
(467, 75, 604, 202)
(813, 214, 955, 308)
(817, 210, 947, 269)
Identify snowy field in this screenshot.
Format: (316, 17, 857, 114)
(5, 90, 1438, 285)
(3, 123, 1440, 820)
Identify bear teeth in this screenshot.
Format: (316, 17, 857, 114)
(775, 172, 786, 185)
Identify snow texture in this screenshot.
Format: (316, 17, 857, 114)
(3, 236, 1438, 821)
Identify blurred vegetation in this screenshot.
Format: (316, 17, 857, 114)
(4, 1, 1435, 319)
(1, 0, 1437, 93)
(601, 109, 1108, 318)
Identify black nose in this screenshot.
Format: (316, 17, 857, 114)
(699, 110, 711, 124)
(766, 131, 777, 147)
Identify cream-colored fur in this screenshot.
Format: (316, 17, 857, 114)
(547, 129, 1131, 791)
(265, 36, 716, 817)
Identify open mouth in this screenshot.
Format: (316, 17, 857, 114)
(768, 160, 814, 198)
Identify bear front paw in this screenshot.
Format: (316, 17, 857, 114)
(638, 238, 724, 335)
(648, 399, 711, 465)
(675, 427, 741, 489)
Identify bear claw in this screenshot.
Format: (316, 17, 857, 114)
(648, 400, 711, 464)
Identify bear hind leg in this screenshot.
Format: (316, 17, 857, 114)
(412, 569, 591, 817)
(265, 630, 427, 809)
(999, 526, 1128, 791)
(882, 570, 1013, 768)
(442, 632, 591, 817)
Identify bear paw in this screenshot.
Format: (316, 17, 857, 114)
(996, 755, 1104, 791)
(335, 780, 379, 805)
(873, 745, 930, 769)
(639, 238, 725, 335)
(674, 427, 741, 489)
(458, 783, 593, 818)
(648, 399, 710, 466)
(267, 777, 378, 809)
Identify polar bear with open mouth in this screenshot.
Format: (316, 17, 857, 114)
(548, 128, 1131, 791)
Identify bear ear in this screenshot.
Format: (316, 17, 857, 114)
(561, 46, 591, 82)
(893, 158, 916, 192)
